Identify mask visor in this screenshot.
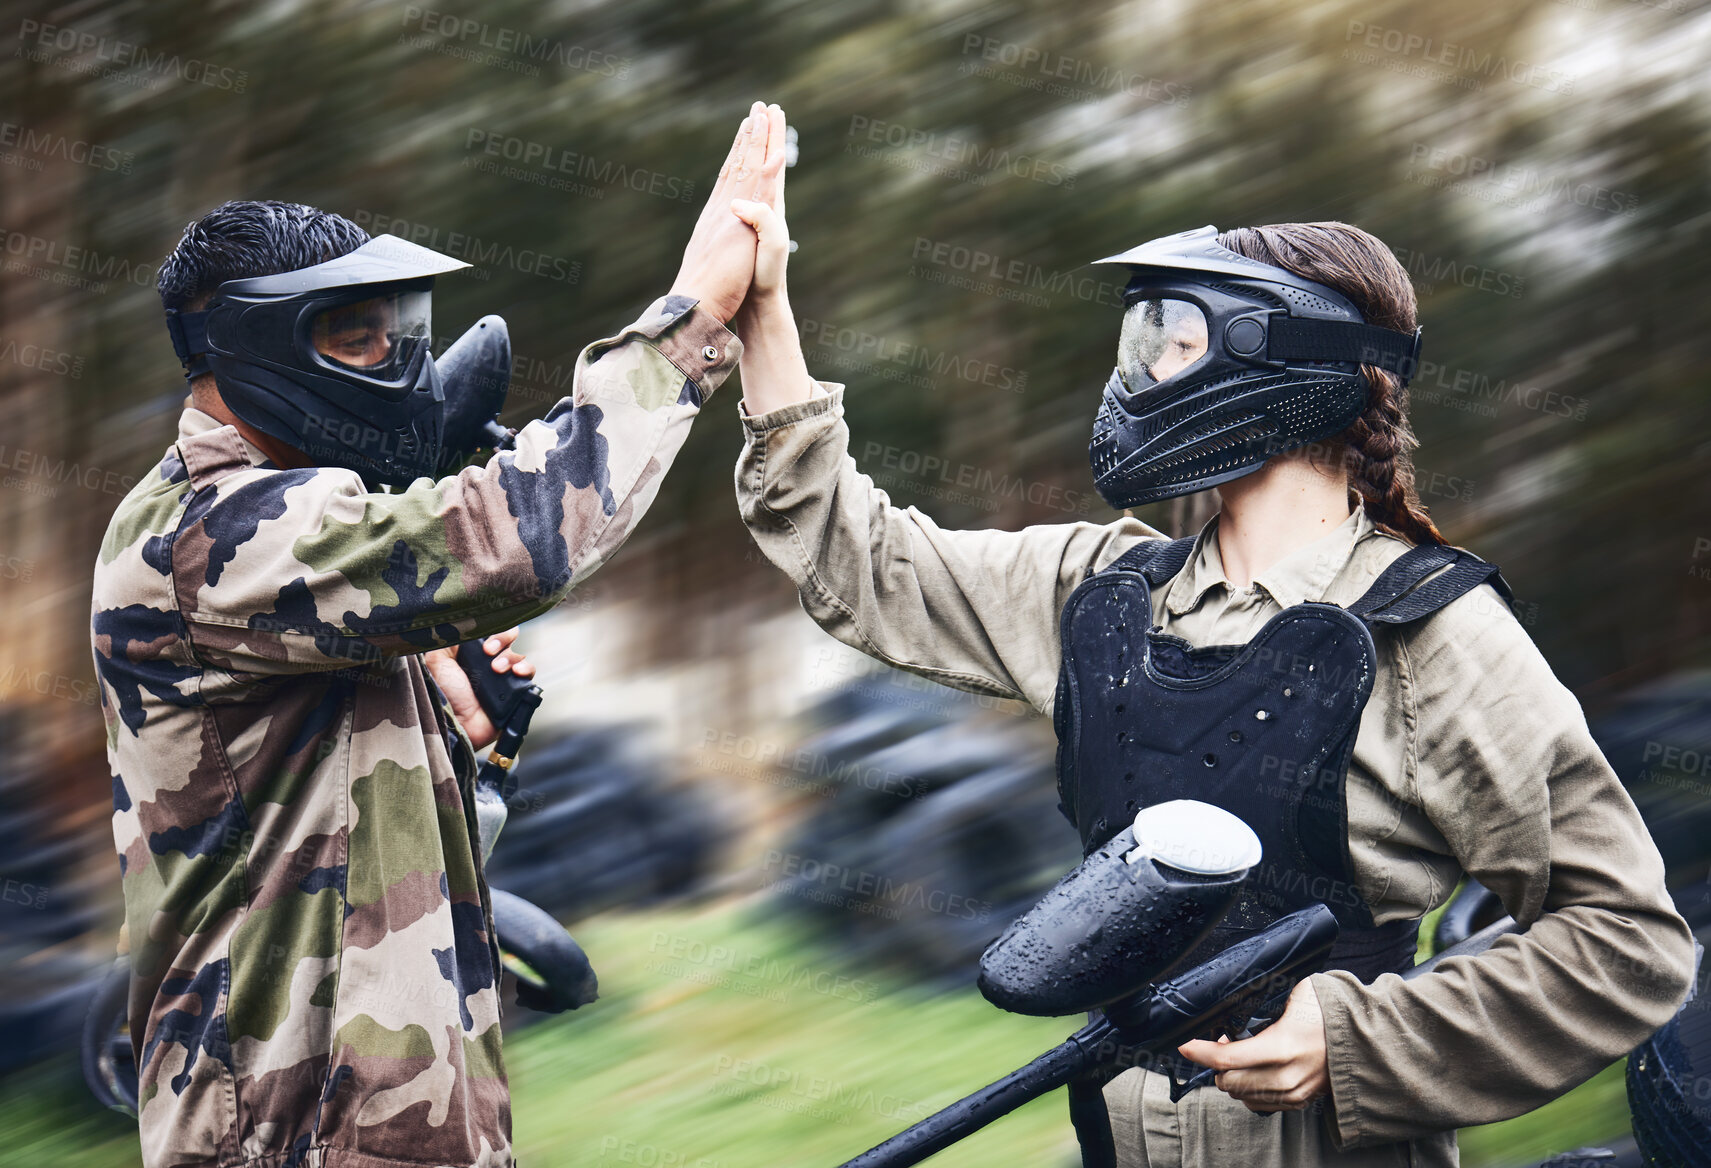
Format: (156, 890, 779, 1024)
(309, 288, 432, 380)
(1118, 297, 1208, 391)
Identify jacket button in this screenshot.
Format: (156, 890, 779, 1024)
(702, 345, 720, 361)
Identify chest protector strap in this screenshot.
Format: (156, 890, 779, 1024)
(1054, 533, 1514, 987)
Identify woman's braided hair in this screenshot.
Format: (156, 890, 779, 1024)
(1215, 222, 1446, 547)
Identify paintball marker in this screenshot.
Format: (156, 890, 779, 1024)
(454, 636, 543, 861)
(833, 800, 1340, 1168)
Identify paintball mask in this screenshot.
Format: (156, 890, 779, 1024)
(1086, 225, 1422, 508)
(164, 234, 514, 488)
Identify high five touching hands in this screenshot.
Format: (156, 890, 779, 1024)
(670, 101, 791, 325)
(724, 103, 816, 417)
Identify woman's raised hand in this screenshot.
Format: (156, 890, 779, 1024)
(731, 103, 791, 303)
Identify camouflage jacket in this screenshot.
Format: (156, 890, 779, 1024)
(92, 296, 737, 1168)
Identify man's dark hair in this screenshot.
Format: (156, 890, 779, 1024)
(157, 200, 370, 312)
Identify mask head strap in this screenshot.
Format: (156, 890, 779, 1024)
(164, 308, 212, 380)
(1267, 318, 1422, 385)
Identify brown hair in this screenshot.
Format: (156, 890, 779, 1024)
(1215, 222, 1445, 547)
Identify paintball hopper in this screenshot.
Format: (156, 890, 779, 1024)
(437, 314, 514, 465)
(978, 800, 1262, 1017)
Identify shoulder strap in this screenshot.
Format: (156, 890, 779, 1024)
(1346, 544, 1516, 627)
(1101, 536, 1196, 586)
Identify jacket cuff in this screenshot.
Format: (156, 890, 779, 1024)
(1312, 971, 1368, 1150)
(740, 382, 844, 433)
(608, 295, 743, 403)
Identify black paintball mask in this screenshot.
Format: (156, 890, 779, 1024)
(165, 234, 514, 488)
(1086, 225, 1422, 508)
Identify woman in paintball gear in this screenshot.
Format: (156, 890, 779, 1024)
(726, 121, 1694, 1167)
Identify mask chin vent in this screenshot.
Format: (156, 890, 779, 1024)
(1267, 376, 1360, 435)
(1133, 371, 1291, 445)
(1147, 415, 1275, 473)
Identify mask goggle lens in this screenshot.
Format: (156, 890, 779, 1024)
(1118, 297, 1208, 391)
(310, 288, 431, 378)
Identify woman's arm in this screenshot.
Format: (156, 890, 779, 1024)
(1309, 590, 1695, 1146)
(737, 389, 1157, 709)
(726, 121, 1162, 709)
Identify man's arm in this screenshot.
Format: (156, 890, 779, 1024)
(174, 106, 785, 672)
(176, 298, 735, 672)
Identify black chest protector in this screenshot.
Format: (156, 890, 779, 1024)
(1053, 536, 1514, 983)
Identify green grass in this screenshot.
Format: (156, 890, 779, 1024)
(0, 899, 1636, 1168)
(1458, 1060, 1631, 1165)
(505, 901, 1081, 1167)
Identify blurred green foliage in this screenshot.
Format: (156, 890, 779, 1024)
(5, 0, 1709, 709)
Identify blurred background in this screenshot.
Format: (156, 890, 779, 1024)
(3, 0, 1710, 1164)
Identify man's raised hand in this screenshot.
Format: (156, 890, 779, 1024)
(670, 101, 785, 324)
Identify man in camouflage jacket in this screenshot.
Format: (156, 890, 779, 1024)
(91, 103, 790, 1168)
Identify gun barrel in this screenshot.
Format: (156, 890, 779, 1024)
(831, 906, 1340, 1168)
(834, 1022, 1113, 1168)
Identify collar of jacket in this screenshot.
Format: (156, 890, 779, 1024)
(174, 406, 279, 490)
(1163, 506, 1374, 616)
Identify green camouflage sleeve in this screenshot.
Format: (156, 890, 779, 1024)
(176, 295, 736, 672)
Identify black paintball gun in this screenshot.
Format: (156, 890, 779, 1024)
(453, 637, 542, 860)
(833, 799, 1340, 1168)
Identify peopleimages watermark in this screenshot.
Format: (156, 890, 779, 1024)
(464, 129, 697, 202)
(810, 646, 1032, 717)
(0, 121, 133, 174)
(0, 443, 137, 499)
(1342, 21, 1575, 95)
(957, 35, 1191, 107)
(1405, 357, 1590, 423)
(398, 7, 631, 79)
(861, 440, 1095, 517)
(647, 931, 880, 1005)
(0, 228, 154, 295)
(800, 317, 1027, 394)
(762, 848, 993, 923)
(0, 663, 100, 707)
(1390, 246, 1525, 300)
(0, 337, 85, 379)
(1689, 537, 1711, 585)
(1406, 143, 1640, 218)
(1, 878, 51, 910)
(698, 727, 927, 800)
(711, 1054, 934, 1124)
(349, 210, 582, 285)
(909, 236, 1126, 311)
(596, 1137, 722, 1168)
(16, 18, 248, 92)
(844, 116, 1074, 188)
